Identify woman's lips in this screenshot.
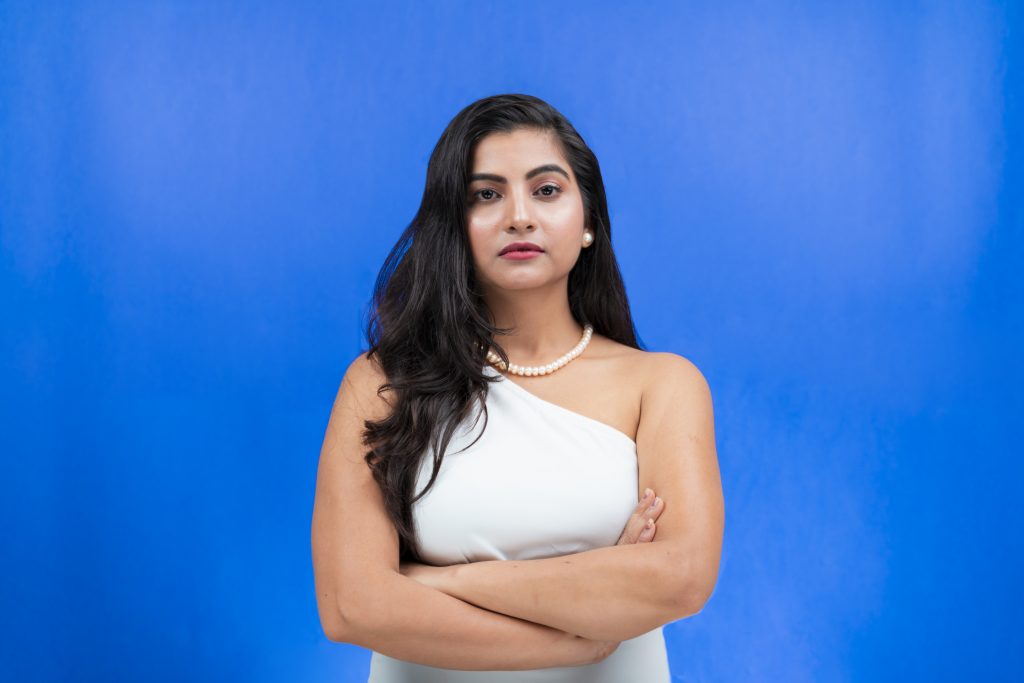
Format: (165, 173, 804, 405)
(499, 250, 543, 260)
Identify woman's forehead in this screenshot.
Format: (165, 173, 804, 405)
(474, 129, 559, 158)
(471, 130, 568, 174)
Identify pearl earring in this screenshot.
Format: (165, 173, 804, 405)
(582, 232, 593, 247)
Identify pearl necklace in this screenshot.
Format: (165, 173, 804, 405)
(486, 324, 594, 376)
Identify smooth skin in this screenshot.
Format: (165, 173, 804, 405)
(311, 127, 723, 668)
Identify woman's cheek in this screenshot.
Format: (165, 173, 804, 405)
(545, 200, 581, 224)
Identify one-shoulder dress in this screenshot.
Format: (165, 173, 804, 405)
(367, 364, 670, 682)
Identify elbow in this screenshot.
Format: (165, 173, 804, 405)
(682, 584, 714, 618)
(322, 572, 403, 644)
(320, 603, 353, 643)
(322, 593, 375, 645)
(664, 582, 710, 622)
(662, 566, 717, 621)
(323, 621, 348, 644)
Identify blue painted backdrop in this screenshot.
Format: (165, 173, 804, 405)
(2, 1, 1020, 681)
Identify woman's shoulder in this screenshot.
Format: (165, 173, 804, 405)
(635, 350, 713, 413)
(338, 351, 395, 422)
(595, 337, 710, 399)
(642, 350, 709, 384)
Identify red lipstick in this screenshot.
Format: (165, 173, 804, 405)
(499, 241, 544, 259)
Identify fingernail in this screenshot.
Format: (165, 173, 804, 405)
(648, 496, 660, 511)
(643, 488, 653, 502)
(645, 518, 654, 530)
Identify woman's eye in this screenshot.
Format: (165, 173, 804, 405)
(471, 185, 560, 203)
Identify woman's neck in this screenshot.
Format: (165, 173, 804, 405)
(484, 285, 584, 364)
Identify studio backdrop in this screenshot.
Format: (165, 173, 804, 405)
(1, 1, 1020, 681)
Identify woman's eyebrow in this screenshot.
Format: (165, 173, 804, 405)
(469, 164, 570, 184)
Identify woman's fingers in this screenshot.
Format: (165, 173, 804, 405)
(616, 488, 664, 545)
(637, 493, 664, 542)
(638, 517, 656, 542)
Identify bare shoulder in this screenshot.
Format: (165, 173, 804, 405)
(342, 350, 386, 390)
(323, 352, 396, 468)
(639, 351, 712, 400)
(337, 351, 395, 424)
(631, 350, 715, 445)
(591, 335, 710, 400)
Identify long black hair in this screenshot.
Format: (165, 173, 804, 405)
(361, 93, 644, 562)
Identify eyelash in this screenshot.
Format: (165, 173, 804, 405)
(471, 184, 562, 203)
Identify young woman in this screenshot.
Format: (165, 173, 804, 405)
(311, 94, 724, 681)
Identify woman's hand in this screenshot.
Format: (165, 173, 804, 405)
(616, 487, 664, 545)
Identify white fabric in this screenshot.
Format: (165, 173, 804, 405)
(367, 364, 669, 681)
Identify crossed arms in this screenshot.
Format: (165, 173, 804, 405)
(311, 351, 723, 668)
(398, 353, 724, 642)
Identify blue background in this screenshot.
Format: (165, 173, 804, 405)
(2, 1, 1020, 681)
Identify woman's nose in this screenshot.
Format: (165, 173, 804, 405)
(508, 188, 533, 229)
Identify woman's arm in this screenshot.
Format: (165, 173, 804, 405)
(402, 354, 724, 642)
(336, 571, 616, 670)
(405, 541, 681, 642)
(358, 489, 663, 671)
(398, 499, 677, 642)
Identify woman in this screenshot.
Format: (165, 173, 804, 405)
(311, 93, 724, 681)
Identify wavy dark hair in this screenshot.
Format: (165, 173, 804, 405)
(361, 93, 645, 562)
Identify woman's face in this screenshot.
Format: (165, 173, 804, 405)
(465, 128, 589, 294)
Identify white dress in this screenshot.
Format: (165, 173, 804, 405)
(367, 364, 670, 682)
